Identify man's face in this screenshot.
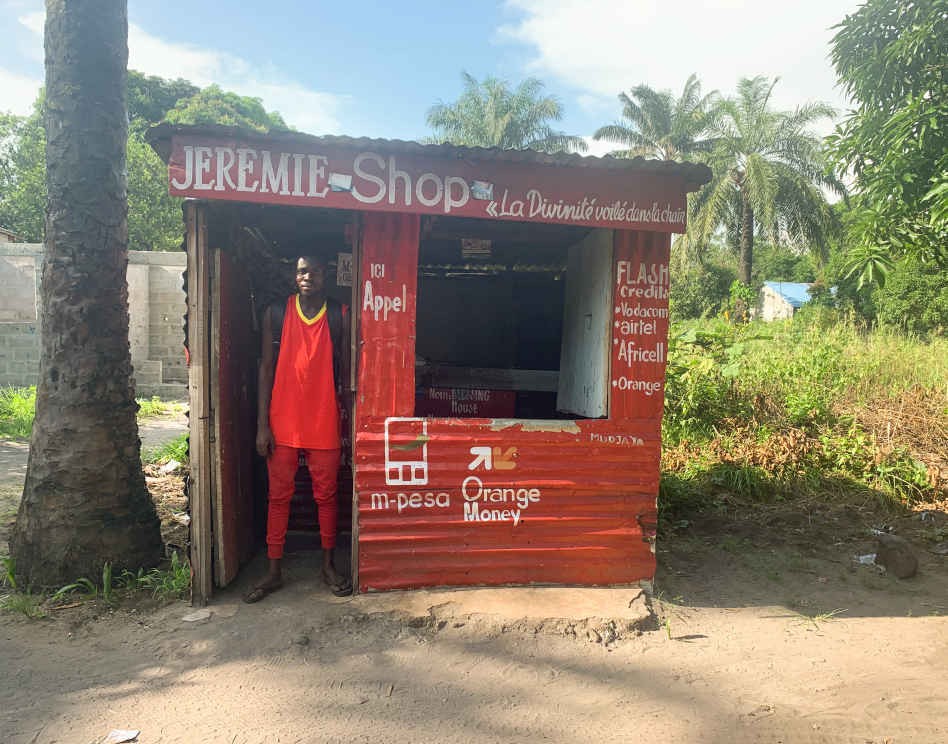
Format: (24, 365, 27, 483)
(295, 257, 325, 296)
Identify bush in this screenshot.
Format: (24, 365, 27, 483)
(669, 262, 736, 321)
(872, 259, 948, 335)
(0, 386, 36, 438)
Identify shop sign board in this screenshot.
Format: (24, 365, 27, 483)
(167, 135, 689, 233)
(414, 388, 516, 418)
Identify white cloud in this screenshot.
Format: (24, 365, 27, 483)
(498, 0, 860, 132)
(581, 136, 617, 158)
(126, 25, 351, 133)
(10, 10, 350, 133)
(18, 10, 43, 35)
(0, 67, 43, 115)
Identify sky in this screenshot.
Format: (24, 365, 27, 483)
(1, 0, 862, 154)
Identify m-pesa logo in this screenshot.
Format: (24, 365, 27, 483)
(375, 418, 541, 526)
(384, 417, 429, 486)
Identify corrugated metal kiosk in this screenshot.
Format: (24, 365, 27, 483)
(146, 124, 711, 604)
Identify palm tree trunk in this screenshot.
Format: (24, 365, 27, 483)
(11, 0, 163, 586)
(735, 194, 754, 322)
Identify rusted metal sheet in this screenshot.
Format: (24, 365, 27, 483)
(611, 230, 671, 421)
(354, 225, 669, 592)
(147, 123, 713, 186)
(355, 418, 659, 591)
(162, 133, 691, 233)
(357, 212, 419, 418)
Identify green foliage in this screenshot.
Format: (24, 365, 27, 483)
(1, 74, 288, 246)
(165, 84, 290, 131)
(828, 0, 948, 270)
(143, 432, 189, 465)
(1, 555, 17, 591)
(54, 577, 99, 602)
(127, 133, 184, 251)
(593, 73, 716, 160)
(3, 388, 184, 440)
(0, 386, 36, 438)
(0, 590, 47, 619)
(660, 317, 948, 522)
(425, 71, 586, 153)
(752, 243, 818, 284)
(129, 70, 201, 128)
(683, 76, 846, 287)
(669, 259, 736, 320)
(117, 567, 148, 593)
(0, 95, 46, 242)
(136, 396, 183, 419)
(871, 259, 948, 334)
(141, 551, 190, 600)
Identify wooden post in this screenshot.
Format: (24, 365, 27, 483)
(187, 203, 213, 605)
(349, 212, 362, 594)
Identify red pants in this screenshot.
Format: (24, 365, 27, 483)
(266, 445, 340, 558)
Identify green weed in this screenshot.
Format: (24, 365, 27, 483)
(1, 555, 16, 590)
(787, 608, 847, 631)
(118, 567, 147, 593)
(54, 577, 99, 602)
(0, 386, 35, 438)
(136, 396, 184, 419)
(722, 534, 752, 553)
(141, 551, 190, 600)
(0, 591, 47, 619)
(142, 432, 189, 465)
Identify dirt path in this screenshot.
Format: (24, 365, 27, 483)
(3, 422, 948, 742)
(2, 502, 948, 744)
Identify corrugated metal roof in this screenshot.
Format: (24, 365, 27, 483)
(764, 281, 813, 308)
(145, 123, 712, 189)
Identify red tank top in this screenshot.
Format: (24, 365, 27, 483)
(269, 295, 344, 450)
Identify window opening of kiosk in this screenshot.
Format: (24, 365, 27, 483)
(415, 217, 613, 420)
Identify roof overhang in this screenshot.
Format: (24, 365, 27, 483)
(146, 124, 712, 234)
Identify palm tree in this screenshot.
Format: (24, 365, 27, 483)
(592, 74, 717, 161)
(12, 0, 163, 585)
(425, 71, 587, 154)
(685, 76, 847, 318)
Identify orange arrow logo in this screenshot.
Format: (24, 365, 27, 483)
(492, 446, 517, 470)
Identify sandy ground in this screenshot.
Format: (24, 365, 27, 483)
(2, 424, 948, 742)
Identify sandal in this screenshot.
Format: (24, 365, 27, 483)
(328, 577, 353, 597)
(242, 582, 284, 604)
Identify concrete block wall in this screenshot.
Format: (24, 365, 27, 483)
(0, 245, 187, 397)
(0, 245, 42, 388)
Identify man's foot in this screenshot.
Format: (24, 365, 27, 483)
(322, 563, 352, 597)
(242, 566, 284, 604)
(242, 581, 284, 604)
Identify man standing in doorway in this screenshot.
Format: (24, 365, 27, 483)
(244, 255, 352, 602)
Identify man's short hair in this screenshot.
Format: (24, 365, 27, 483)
(296, 254, 327, 268)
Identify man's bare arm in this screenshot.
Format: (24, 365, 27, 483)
(256, 306, 276, 458)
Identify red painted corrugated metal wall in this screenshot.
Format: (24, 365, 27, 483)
(355, 225, 670, 592)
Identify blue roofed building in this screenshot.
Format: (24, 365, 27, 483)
(755, 281, 814, 321)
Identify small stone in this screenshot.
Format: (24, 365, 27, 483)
(182, 609, 212, 623)
(930, 541, 948, 556)
(875, 534, 918, 579)
(587, 628, 602, 643)
(436, 620, 447, 631)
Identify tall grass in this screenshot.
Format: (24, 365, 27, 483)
(0, 387, 185, 439)
(142, 431, 189, 465)
(661, 312, 948, 520)
(0, 386, 36, 438)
